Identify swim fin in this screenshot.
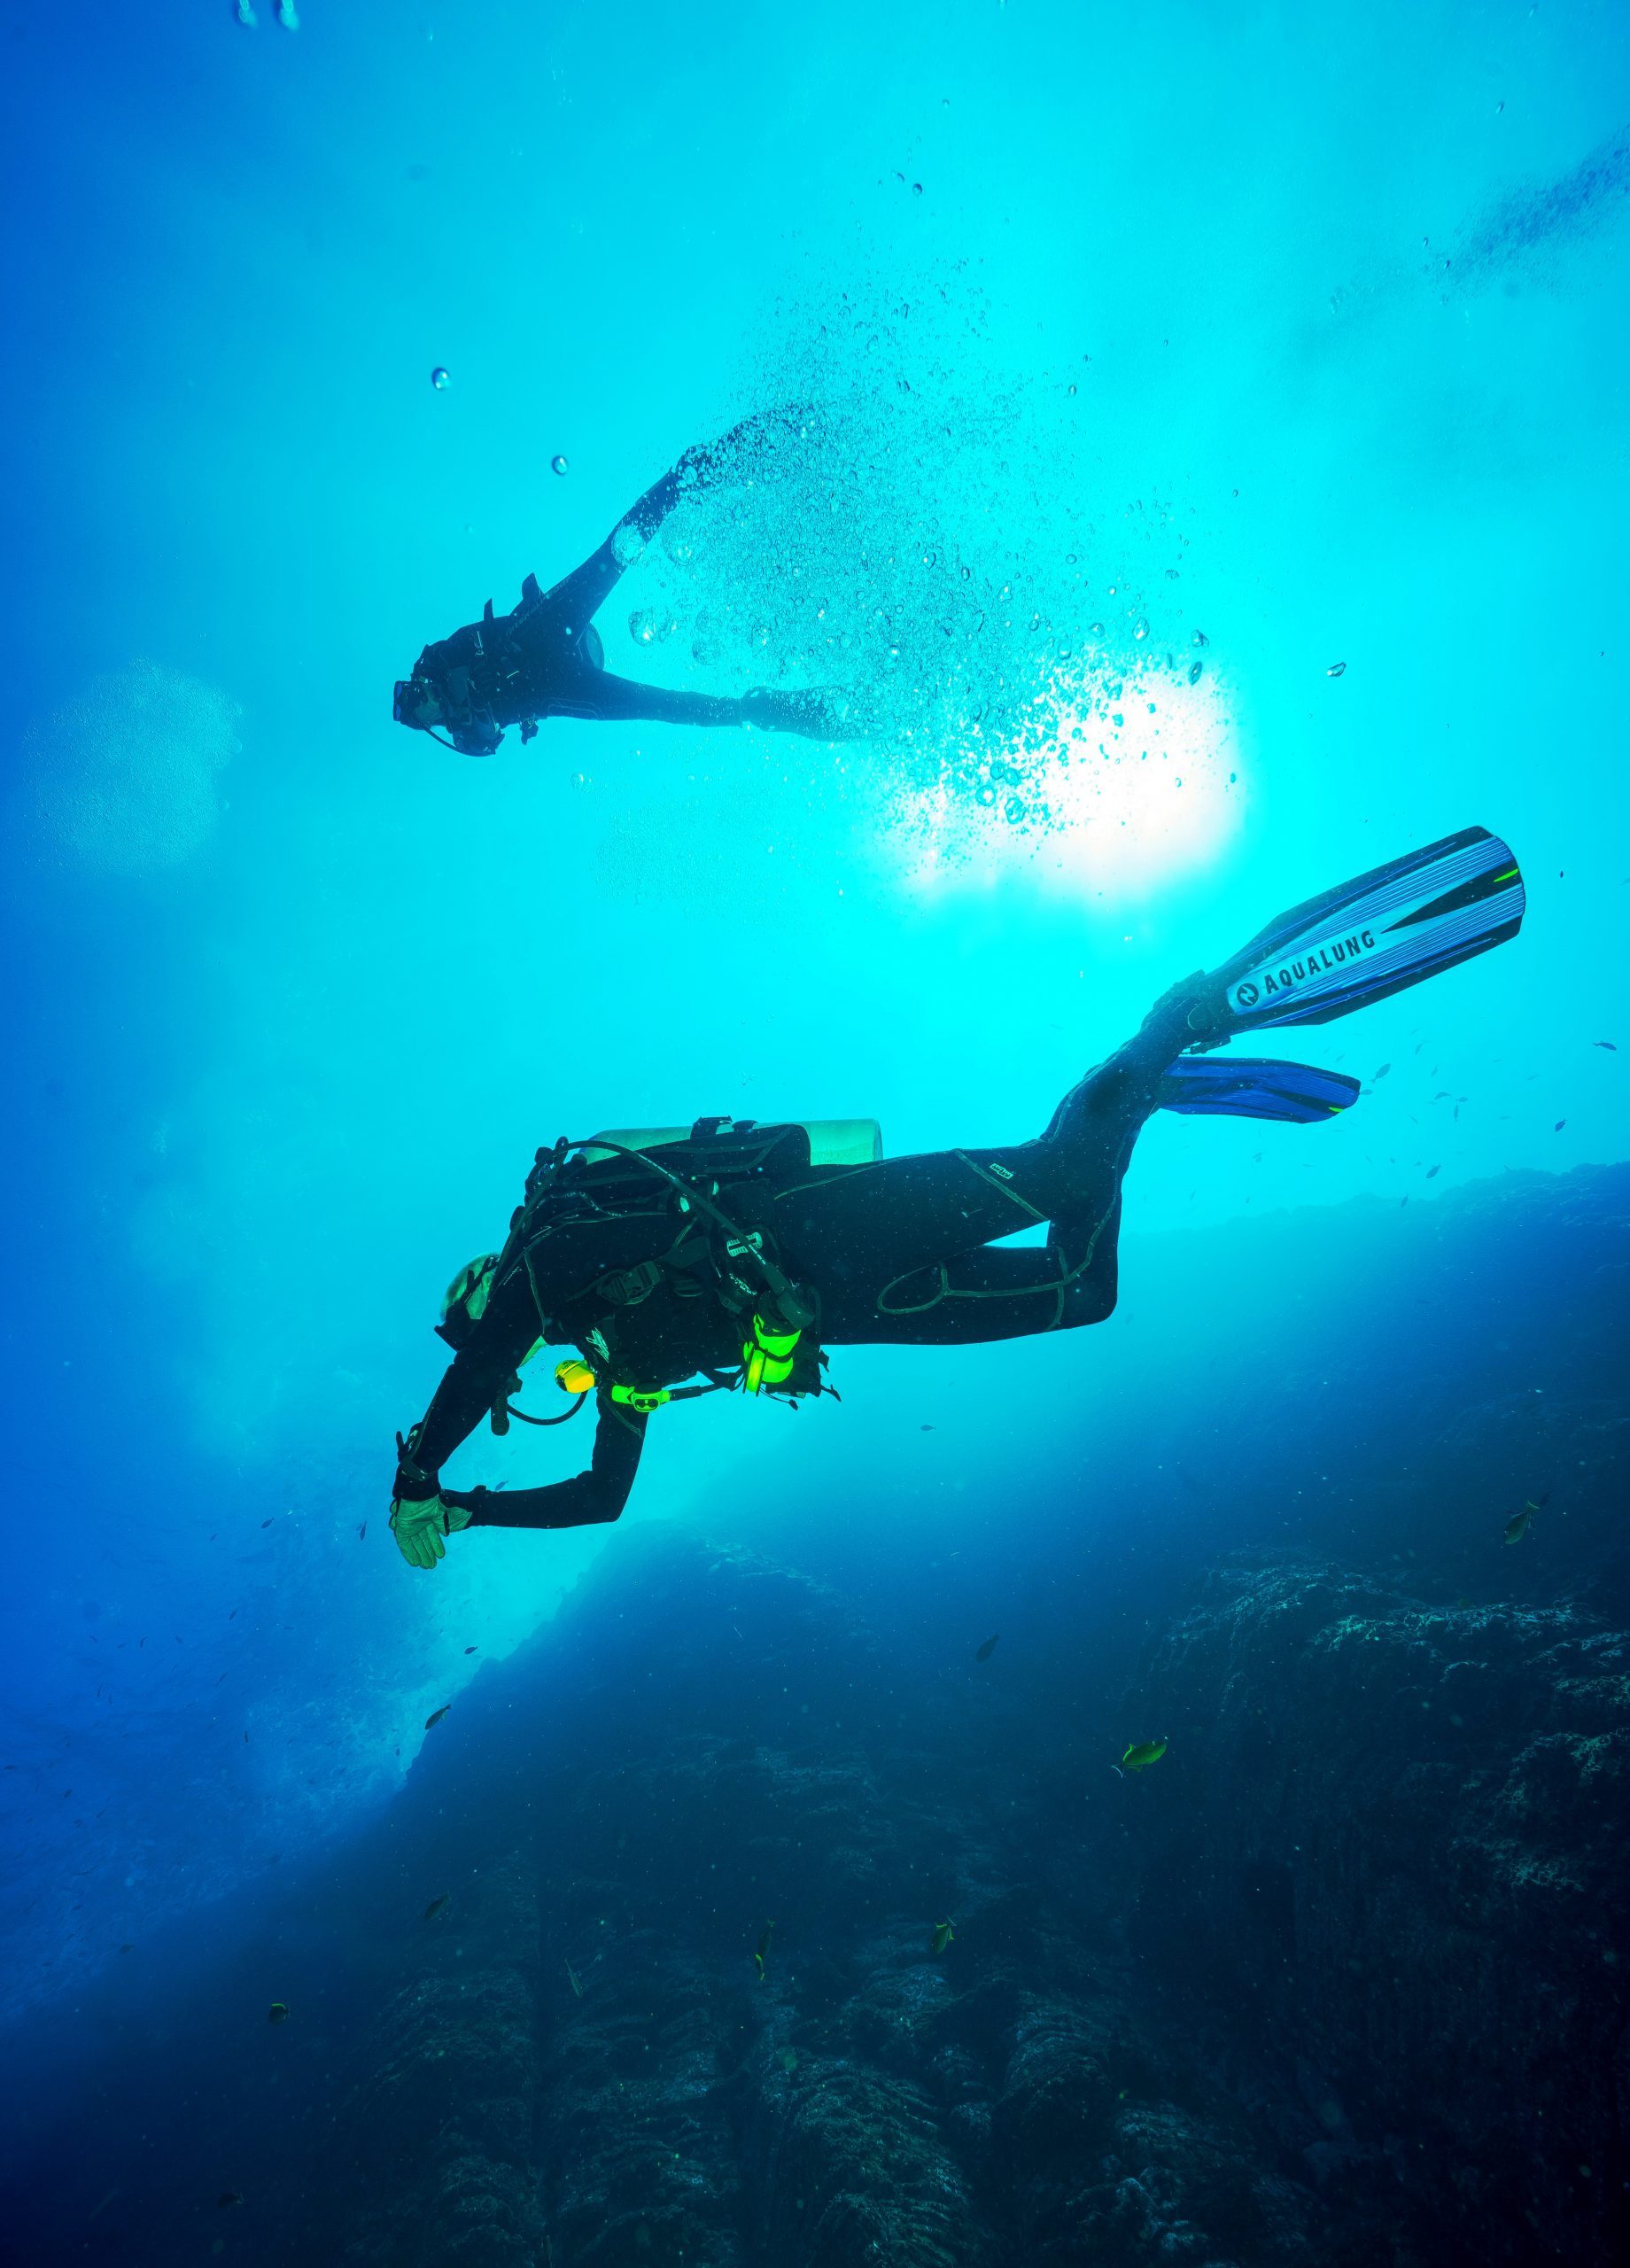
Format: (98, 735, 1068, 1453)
(1158, 1056, 1360, 1122)
(1207, 826, 1524, 1037)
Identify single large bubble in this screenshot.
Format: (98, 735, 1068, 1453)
(19, 661, 240, 874)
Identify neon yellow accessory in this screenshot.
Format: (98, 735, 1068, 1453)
(742, 1314, 801, 1395)
(610, 1382, 671, 1413)
(555, 1358, 596, 1395)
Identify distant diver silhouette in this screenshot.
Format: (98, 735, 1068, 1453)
(392, 408, 856, 758)
(385, 827, 1525, 1565)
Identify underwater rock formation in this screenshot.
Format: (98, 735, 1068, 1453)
(308, 1532, 1318, 2268)
(1121, 1563, 1630, 2265)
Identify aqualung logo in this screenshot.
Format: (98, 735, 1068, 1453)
(1232, 927, 1377, 1010)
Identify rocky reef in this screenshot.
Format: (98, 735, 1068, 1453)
(1121, 1561, 1630, 2266)
(310, 1530, 1324, 2268)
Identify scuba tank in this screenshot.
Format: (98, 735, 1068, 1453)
(489, 1117, 879, 1407)
(578, 1118, 882, 1169)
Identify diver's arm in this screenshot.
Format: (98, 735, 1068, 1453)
(393, 1267, 541, 1498)
(446, 1398, 647, 1530)
(557, 672, 858, 740)
(551, 672, 753, 728)
(539, 407, 811, 632)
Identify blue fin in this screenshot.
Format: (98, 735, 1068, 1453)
(1159, 1057, 1360, 1123)
(1212, 826, 1524, 1035)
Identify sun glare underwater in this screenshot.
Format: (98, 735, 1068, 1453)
(2, 4, 1629, 2265)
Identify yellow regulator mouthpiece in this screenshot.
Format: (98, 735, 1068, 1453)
(555, 1358, 596, 1395)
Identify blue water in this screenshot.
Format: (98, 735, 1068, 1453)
(2, 3, 1627, 2247)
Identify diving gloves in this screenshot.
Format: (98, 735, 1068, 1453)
(389, 1492, 473, 1571)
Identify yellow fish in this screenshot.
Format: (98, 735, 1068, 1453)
(1502, 1501, 1540, 1546)
(931, 1920, 955, 1954)
(753, 1922, 775, 1982)
(268, 2001, 289, 2024)
(1121, 1738, 1168, 1773)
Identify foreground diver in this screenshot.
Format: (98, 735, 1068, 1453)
(387, 826, 1524, 1564)
(392, 409, 853, 757)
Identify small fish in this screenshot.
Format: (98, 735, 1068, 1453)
(565, 1958, 583, 1998)
(260, 1519, 273, 1530)
(217, 2192, 244, 2210)
(1121, 1738, 1168, 1773)
(357, 1522, 367, 1542)
(1425, 1165, 1440, 1180)
(268, 2001, 289, 2024)
(423, 1893, 451, 1922)
(931, 1919, 955, 1954)
(424, 1705, 451, 1730)
(1594, 1040, 1617, 1052)
(753, 1922, 775, 1982)
(118, 1943, 132, 1953)
(1503, 1501, 1541, 1546)
(920, 1423, 935, 1431)
(1374, 1063, 1392, 1080)
(464, 1645, 477, 1655)
(1326, 661, 1347, 678)
(975, 1634, 1000, 1663)
(1554, 1120, 1566, 1133)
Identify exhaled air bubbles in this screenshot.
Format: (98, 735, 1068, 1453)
(551, 454, 569, 477)
(612, 522, 644, 566)
(1089, 622, 1104, 635)
(430, 367, 450, 391)
(1189, 662, 1203, 684)
(1133, 619, 1148, 640)
(1327, 661, 1347, 678)
(1193, 630, 1209, 647)
(1067, 384, 1078, 396)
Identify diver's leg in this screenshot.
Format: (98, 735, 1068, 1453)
(768, 983, 1203, 1338)
(829, 1197, 1124, 1347)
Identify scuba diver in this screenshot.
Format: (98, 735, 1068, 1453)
(392, 408, 856, 758)
(387, 826, 1525, 1565)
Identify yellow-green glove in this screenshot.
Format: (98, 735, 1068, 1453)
(388, 1493, 472, 1571)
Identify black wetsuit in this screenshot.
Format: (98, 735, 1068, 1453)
(394, 411, 850, 757)
(394, 990, 1194, 1536)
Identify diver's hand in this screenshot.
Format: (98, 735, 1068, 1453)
(388, 1493, 472, 1571)
(743, 685, 861, 742)
(679, 407, 818, 488)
